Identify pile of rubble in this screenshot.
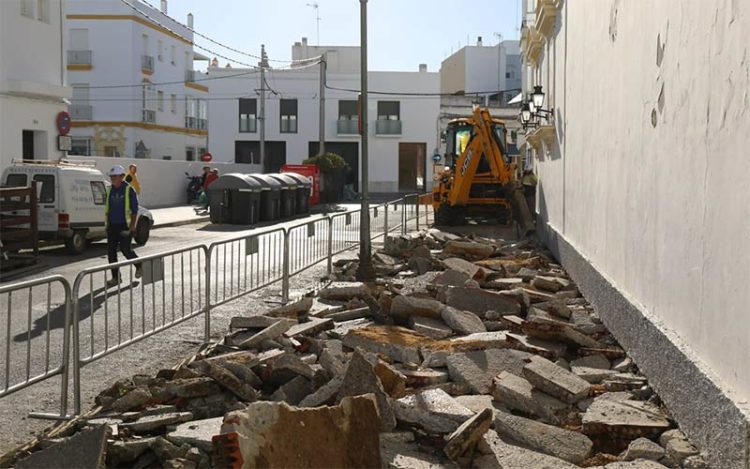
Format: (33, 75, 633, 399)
(5, 229, 709, 468)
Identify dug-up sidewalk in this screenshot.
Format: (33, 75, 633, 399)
(1, 230, 711, 469)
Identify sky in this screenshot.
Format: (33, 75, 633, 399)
(160, 0, 523, 72)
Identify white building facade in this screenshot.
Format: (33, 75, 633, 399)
(207, 39, 441, 194)
(440, 37, 521, 102)
(0, 0, 72, 170)
(65, 0, 208, 161)
(519, 1, 750, 466)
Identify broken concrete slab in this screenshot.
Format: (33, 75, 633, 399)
(298, 376, 343, 407)
(392, 388, 474, 434)
(521, 312, 602, 348)
(494, 411, 593, 464)
(328, 318, 375, 339)
(475, 430, 580, 469)
(399, 368, 449, 387)
(326, 306, 371, 322)
(16, 425, 109, 469)
(603, 461, 670, 468)
(191, 360, 259, 402)
(265, 353, 315, 387)
(482, 278, 524, 291)
(572, 366, 619, 384)
(214, 394, 381, 468)
(271, 375, 314, 405)
(164, 378, 221, 399)
(111, 386, 152, 413)
(120, 412, 194, 433)
(440, 306, 486, 334)
(534, 300, 573, 319)
(454, 395, 497, 415)
(337, 350, 397, 431)
(659, 429, 699, 465)
(506, 332, 567, 360)
(522, 356, 592, 404)
(342, 326, 425, 364)
(531, 276, 564, 293)
(380, 434, 457, 469)
(431, 269, 471, 288)
(166, 417, 223, 453)
(582, 392, 671, 439)
(374, 359, 408, 398)
(266, 297, 314, 318)
(491, 371, 568, 424)
(318, 282, 371, 301)
(623, 437, 666, 461)
(571, 353, 611, 370)
(444, 408, 493, 462)
(237, 319, 293, 349)
(390, 295, 445, 322)
(409, 315, 453, 339)
(283, 317, 334, 338)
(107, 437, 157, 466)
(446, 349, 533, 394)
(230, 315, 287, 330)
(443, 240, 494, 260)
(442, 287, 521, 316)
(449, 331, 510, 351)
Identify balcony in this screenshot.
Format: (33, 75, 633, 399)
(520, 24, 544, 66)
(535, 0, 562, 39)
(337, 119, 358, 135)
(185, 69, 196, 83)
(375, 119, 402, 136)
(185, 116, 208, 130)
(141, 55, 154, 74)
(69, 104, 92, 120)
(142, 109, 156, 123)
(67, 50, 92, 66)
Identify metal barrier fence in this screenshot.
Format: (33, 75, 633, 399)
(0, 275, 71, 419)
(0, 193, 434, 418)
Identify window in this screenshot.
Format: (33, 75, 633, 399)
(142, 83, 156, 111)
(338, 100, 357, 120)
(170, 45, 176, 65)
(157, 91, 164, 111)
(157, 40, 163, 61)
(170, 94, 176, 113)
(20, 0, 34, 17)
(239, 98, 257, 132)
(377, 101, 400, 120)
(70, 138, 92, 156)
(32, 175, 55, 203)
(280, 99, 298, 133)
(5, 174, 28, 187)
(90, 181, 106, 205)
(104, 146, 119, 157)
(186, 147, 195, 161)
(36, 0, 49, 22)
(72, 84, 90, 103)
(506, 72, 511, 79)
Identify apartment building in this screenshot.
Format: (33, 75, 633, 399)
(0, 0, 72, 169)
(65, 0, 208, 160)
(207, 38, 441, 193)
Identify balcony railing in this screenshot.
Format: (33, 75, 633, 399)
(69, 104, 92, 120)
(337, 119, 358, 135)
(185, 116, 208, 130)
(142, 109, 156, 123)
(67, 50, 92, 65)
(185, 69, 196, 83)
(375, 119, 402, 135)
(141, 55, 154, 72)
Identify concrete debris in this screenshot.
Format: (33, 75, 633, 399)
(214, 395, 381, 468)
(392, 388, 474, 434)
(443, 408, 493, 462)
(16, 425, 109, 469)
(494, 411, 593, 464)
(623, 437, 666, 461)
(9, 227, 701, 469)
(522, 355, 592, 404)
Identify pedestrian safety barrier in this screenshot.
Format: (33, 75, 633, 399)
(0, 194, 434, 418)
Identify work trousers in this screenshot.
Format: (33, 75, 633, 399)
(107, 224, 139, 280)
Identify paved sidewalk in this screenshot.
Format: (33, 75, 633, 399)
(150, 205, 209, 228)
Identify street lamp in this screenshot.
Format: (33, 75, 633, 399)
(532, 85, 545, 109)
(520, 102, 532, 124)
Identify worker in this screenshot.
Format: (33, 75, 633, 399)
(200, 166, 211, 189)
(203, 167, 219, 190)
(522, 168, 538, 214)
(124, 164, 141, 194)
(106, 165, 141, 287)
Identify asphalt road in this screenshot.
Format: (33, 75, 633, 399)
(0, 203, 427, 454)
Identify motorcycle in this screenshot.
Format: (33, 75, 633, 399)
(185, 172, 203, 205)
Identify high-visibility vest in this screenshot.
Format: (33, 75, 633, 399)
(105, 184, 133, 228)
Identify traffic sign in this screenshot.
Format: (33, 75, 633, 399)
(201, 152, 213, 162)
(432, 153, 442, 163)
(56, 111, 71, 136)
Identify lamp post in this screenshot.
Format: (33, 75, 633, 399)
(355, 0, 375, 281)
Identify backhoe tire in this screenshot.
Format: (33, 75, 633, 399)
(435, 205, 465, 226)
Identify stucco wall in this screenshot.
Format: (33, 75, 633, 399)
(536, 0, 750, 404)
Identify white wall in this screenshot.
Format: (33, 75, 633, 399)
(533, 0, 750, 403)
(440, 41, 521, 95)
(65, 156, 256, 208)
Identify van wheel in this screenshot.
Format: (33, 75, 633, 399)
(134, 219, 151, 245)
(65, 231, 87, 255)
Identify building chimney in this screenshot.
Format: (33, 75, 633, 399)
(187, 12, 193, 28)
(302, 37, 308, 46)
(160, 0, 167, 13)
(419, 64, 427, 73)
(477, 36, 483, 46)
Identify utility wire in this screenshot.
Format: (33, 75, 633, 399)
(325, 83, 522, 97)
(86, 69, 260, 90)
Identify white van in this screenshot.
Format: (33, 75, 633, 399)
(1, 160, 154, 254)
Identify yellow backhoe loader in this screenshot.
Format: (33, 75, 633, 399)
(432, 106, 534, 233)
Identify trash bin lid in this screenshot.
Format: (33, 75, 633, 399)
(208, 173, 262, 192)
(280, 172, 312, 188)
(246, 173, 282, 191)
(268, 173, 299, 190)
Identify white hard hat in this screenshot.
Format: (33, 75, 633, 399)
(108, 165, 126, 176)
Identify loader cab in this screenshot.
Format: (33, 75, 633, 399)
(444, 121, 473, 169)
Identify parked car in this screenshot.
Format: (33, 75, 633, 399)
(1, 160, 154, 254)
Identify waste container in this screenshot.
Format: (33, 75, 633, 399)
(269, 173, 299, 218)
(280, 172, 312, 214)
(246, 174, 282, 221)
(207, 174, 262, 225)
